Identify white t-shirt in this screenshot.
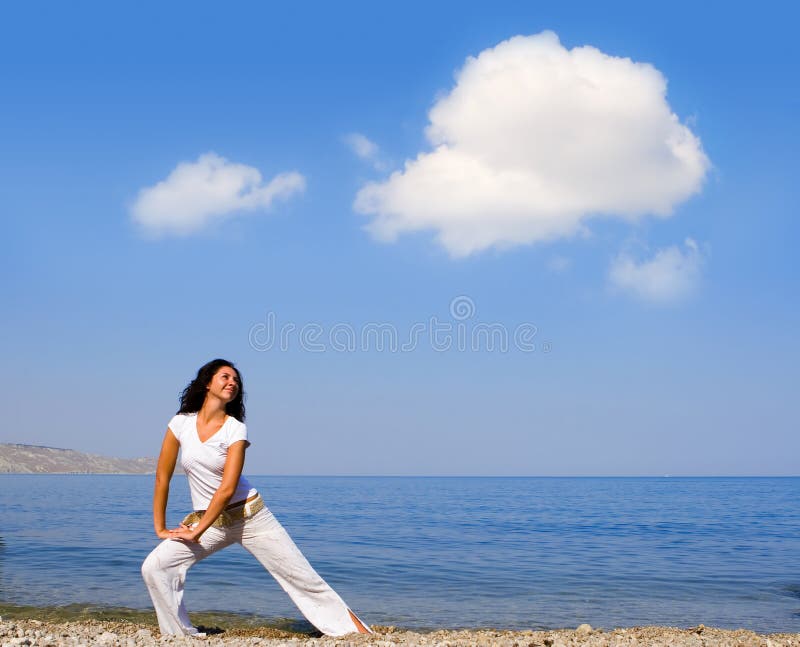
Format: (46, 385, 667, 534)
(167, 413, 257, 511)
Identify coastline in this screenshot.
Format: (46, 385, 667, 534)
(3, 476, 799, 642)
(2, 616, 799, 646)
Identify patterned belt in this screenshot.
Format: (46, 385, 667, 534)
(181, 493, 264, 528)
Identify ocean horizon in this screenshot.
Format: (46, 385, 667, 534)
(1, 474, 798, 633)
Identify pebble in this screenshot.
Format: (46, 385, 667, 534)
(0, 618, 799, 647)
(96, 632, 118, 643)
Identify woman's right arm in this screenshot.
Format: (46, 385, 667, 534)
(153, 429, 180, 539)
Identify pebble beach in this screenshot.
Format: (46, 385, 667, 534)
(2, 619, 800, 647)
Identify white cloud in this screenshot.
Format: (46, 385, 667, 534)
(547, 255, 571, 273)
(344, 133, 379, 160)
(131, 152, 306, 236)
(354, 31, 710, 257)
(343, 132, 388, 171)
(608, 238, 705, 304)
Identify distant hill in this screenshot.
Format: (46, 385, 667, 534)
(0, 443, 159, 474)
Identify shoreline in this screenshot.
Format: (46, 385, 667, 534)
(2, 616, 800, 646)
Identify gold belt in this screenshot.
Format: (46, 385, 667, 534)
(182, 493, 264, 528)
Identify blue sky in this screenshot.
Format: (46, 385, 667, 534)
(1, 1, 797, 475)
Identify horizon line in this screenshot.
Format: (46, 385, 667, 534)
(2, 472, 798, 478)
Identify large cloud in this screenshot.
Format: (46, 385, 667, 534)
(131, 152, 306, 236)
(354, 31, 710, 257)
(608, 238, 705, 304)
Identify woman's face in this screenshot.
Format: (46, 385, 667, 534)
(207, 365, 240, 402)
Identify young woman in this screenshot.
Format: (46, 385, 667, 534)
(141, 358, 371, 637)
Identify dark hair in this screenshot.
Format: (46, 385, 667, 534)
(177, 359, 246, 422)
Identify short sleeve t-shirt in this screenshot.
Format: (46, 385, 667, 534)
(167, 413, 257, 511)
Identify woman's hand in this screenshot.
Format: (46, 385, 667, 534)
(156, 524, 201, 542)
(168, 523, 201, 543)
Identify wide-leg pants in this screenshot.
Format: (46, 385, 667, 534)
(141, 505, 369, 637)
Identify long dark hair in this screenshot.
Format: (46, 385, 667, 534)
(177, 359, 246, 422)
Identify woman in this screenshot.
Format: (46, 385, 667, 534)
(141, 358, 371, 637)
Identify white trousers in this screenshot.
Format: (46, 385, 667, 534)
(141, 505, 369, 637)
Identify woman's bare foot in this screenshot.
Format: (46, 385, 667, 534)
(348, 609, 371, 634)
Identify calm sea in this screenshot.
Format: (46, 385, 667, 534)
(0, 475, 798, 633)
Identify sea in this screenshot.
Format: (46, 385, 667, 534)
(0, 475, 798, 633)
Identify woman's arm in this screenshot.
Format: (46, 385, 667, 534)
(171, 440, 247, 542)
(153, 429, 180, 539)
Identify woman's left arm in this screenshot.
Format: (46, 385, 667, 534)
(170, 440, 248, 542)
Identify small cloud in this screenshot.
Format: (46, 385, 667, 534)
(343, 133, 388, 171)
(344, 133, 379, 160)
(547, 255, 571, 273)
(354, 31, 710, 258)
(130, 152, 306, 236)
(608, 238, 705, 304)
